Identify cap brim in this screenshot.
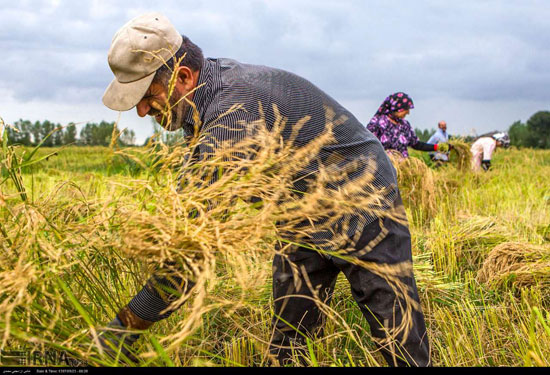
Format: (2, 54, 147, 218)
(102, 72, 156, 111)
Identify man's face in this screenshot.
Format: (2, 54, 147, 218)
(438, 122, 447, 132)
(136, 78, 190, 131)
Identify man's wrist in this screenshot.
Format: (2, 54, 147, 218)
(117, 306, 154, 330)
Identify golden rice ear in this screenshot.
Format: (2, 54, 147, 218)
(389, 154, 437, 225)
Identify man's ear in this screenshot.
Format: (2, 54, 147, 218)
(176, 66, 196, 91)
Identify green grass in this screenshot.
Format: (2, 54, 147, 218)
(1, 144, 549, 367)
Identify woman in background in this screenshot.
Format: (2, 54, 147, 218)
(471, 132, 510, 171)
(367, 92, 449, 158)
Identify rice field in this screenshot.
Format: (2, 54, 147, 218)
(1, 124, 549, 367)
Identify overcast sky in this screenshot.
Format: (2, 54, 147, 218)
(1, 0, 549, 143)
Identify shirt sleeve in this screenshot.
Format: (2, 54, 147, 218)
(483, 140, 496, 160)
(411, 141, 437, 152)
(366, 116, 381, 138)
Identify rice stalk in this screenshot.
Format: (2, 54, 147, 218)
(0, 106, 419, 366)
(448, 139, 472, 171)
(387, 151, 437, 225)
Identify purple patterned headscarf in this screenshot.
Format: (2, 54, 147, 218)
(375, 92, 414, 116)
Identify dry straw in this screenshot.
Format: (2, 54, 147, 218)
(448, 139, 472, 171)
(476, 242, 550, 290)
(113, 103, 418, 354)
(387, 150, 437, 223)
(0, 103, 421, 366)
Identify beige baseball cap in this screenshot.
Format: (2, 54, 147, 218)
(102, 12, 183, 111)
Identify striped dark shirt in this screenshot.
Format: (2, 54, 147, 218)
(127, 57, 401, 322)
(180, 57, 398, 248)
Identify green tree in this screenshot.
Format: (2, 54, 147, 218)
(5, 124, 19, 145)
(149, 118, 185, 145)
(40, 120, 55, 147)
(79, 123, 96, 145)
(414, 128, 436, 142)
(508, 121, 530, 148)
(119, 128, 136, 146)
(95, 121, 116, 146)
(7, 120, 33, 146)
(51, 124, 64, 147)
(79, 121, 118, 146)
(63, 123, 77, 145)
(20, 120, 33, 146)
(526, 111, 550, 149)
(31, 121, 42, 145)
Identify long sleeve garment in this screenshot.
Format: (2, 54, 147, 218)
(123, 61, 431, 368)
(366, 114, 434, 158)
(126, 57, 405, 322)
(471, 137, 496, 171)
(174, 58, 400, 244)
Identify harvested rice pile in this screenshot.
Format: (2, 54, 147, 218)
(387, 150, 437, 222)
(448, 139, 472, 171)
(476, 242, 550, 289)
(446, 215, 509, 267)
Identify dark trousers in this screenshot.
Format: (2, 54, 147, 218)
(270, 205, 430, 366)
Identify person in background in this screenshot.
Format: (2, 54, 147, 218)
(427, 121, 450, 163)
(367, 93, 449, 159)
(471, 132, 510, 171)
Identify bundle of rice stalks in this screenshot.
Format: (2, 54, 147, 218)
(387, 151, 437, 224)
(428, 214, 510, 276)
(476, 242, 550, 290)
(450, 215, 508, 249)
(412, 253, 464, 307)
(0, 106, 419, 365)
(448, 139, 472, 171)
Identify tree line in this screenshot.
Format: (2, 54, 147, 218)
(5, 120, 136, 147)
(6, 110, 550, 149)
(507, 111, 550, 149)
